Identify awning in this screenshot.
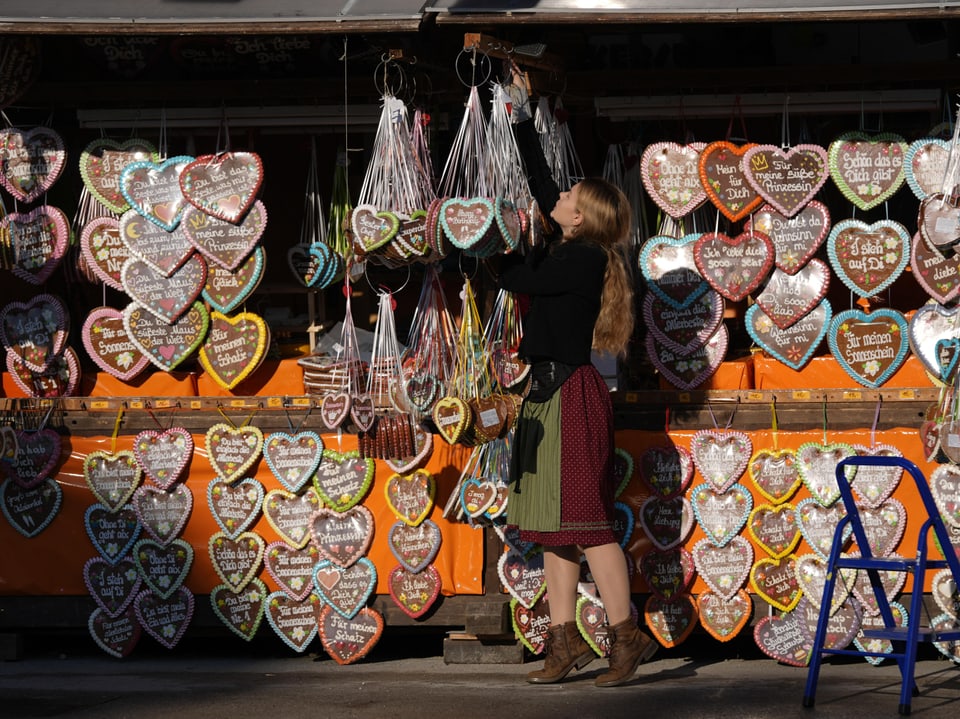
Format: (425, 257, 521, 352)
(0, 1, 429, 34)
(2, 0, 959, 34)
(428, 0, 960, 23)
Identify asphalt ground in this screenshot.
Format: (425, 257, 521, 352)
(3, 630, 960, 718)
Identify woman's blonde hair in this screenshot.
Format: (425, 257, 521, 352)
(573, 178, 635, 358)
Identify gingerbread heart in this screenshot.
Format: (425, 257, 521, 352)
(750, 555, 801, 612)
(746, 299, 831, 371)
(181, 199, 266, 270)
(2, 428, 61, 489)
(827, 219, 910, 298)
(911, 230, 960, 304)
(640, 547, 695, 601)
(310, 505, 375, 568)
(498, 547, 546, 609)
(134, 586, 193, 649)
(697, 589, 752, 643)
(640, 141, 707, 218)
(6, 205, 69, 285)
(319, 392, 351, 430)
(575, 594, 611, 656)
(440, 197, 495, 250)
(388, 564, 442, 619)
(755, 259, 831, 330)
(640, 444, 694, 499)
(6, 346, 79, 398)
(351, 204, 400, 253)
(84, 449, 142, 512)
(264, 541, 320, 601)
(180, 152, 263, 224)
(645, 324, 728, 390)
(312, 449, 374, 512)
(205, 423, 263, 484)
(748, 503, 800, 558)
(796, 442, 856, 507)
(691, 536, 753, 601)
(919, 192, 960, 257)
(123, 300, 209, 372)
(79, 216, 128, 291)
(643, 289, 723, 355)
(84, 503, 141, 564)
(798, 595, 862, 652)
(132, 428, 193, 490)
(909, 302, 960, 380)
(0, 126, 66, 202)
(855, 601, 907, 665)
(0, 293, 68, 373)
(639, 495, 694, 551)
(796, 498, 849, 559)
(858, 498, 906, 557)
(83, 556, 142, 618)
(638, 234, 708, 310)
(88, 606, 141, 658)
(317, 604, 383, 665)
(932, 463, 960, 527)
(208, 531, 264, 592)
(742, 144, 829, 217)
(849, 444, 903, 508)
(388, 518, 442, 573)
(206, 477, 263, 541)
(690, 482, 752, 548)
(81, 306, 150, 381)
(828, 131, 906, 211)
(120, 155, 194, 231)
(262, 487, 320, 549)
(312, 558, 377, 619)
(828, 308, 909, 389)
(210, 578, 265, 641)
(690, 429, 752, 492)
(79, 137, 158, 213)
(750, 201, 831, 275)
(264, 590, 322, 652)
(795, 552, 854, 614)
(198, 311, 269, 390)
(384, 423, 434, 475)
(203, 246, 265, 313)
(0, 476, 61, 538)
(263, 431, 323, 493)
(512, 593, 552, 654)
(349, 394, 376, 432)
(753, 605, 812, 666)
(133, 537, 193, 599)
(119, 208, 195, 277)
(133, 483, 193, 546)
(384, 469, 435, 526)
(698, 141, 763, 222)
(905, 137, 950, 200)
(432, 396, 472, 445)
(693, 230, 774, 302)
(644, 594, 698, 648)
(121, 253, 207, 324)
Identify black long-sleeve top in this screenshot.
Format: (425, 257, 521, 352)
(498, 119, 607, 367)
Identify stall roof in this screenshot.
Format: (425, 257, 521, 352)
(1, 0, 958, 33)
(428, 0, 960, 22)
(0, 0, 429, 33)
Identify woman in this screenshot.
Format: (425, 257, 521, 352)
(499, 98, 657, 687)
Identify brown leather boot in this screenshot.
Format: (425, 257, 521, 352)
(526, 621, 596, 684)
(594, 618, 658, 687)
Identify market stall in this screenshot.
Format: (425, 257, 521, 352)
(2, 2, 960, 670)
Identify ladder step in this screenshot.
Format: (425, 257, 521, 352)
(862, 627, 936, 641)
(834, 557, 918, 571)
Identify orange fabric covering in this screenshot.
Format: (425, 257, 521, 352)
(754, 355, 934, 390)
(658, 355, 755, 391)
(0, 432, 483, 597)
(195, 359, 306, 397)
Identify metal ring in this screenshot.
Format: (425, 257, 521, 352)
(455, 48, 492, 89)
(364, 262, 412, 297)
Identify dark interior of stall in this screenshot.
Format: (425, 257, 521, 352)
(0, 17, 958, 386)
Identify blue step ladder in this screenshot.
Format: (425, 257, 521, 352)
(803, 455, 960, 715)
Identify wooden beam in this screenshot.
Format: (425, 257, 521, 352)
(462, 32, 564, 74)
